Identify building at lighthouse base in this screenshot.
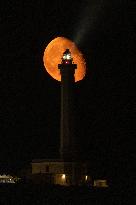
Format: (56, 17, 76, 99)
(31, 159, 90, 186)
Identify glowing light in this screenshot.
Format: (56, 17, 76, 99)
(62, 174, 66, 180)
(85, 175, 88, 180)
(43, 37, 86, 82)
(63, 53, 71, 60)
(64, 60, 70, 64)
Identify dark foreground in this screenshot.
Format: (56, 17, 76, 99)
(0, 183, 131, 204)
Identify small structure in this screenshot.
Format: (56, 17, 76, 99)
(93, 179, 108, 188)
(0, 174, 15, 183)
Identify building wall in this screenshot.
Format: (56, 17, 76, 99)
(32, 162, 64, 174)
(32, 162, 71, 185)
(31, 161, 87, 186)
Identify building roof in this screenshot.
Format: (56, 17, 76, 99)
(32, 159, 63, 163)
(31, 159, 82, 164)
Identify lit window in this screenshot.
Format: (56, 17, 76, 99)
(85, 175, 88, 181)
(62, 174, 66, 180)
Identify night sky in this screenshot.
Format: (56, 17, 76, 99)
(0, 0, 134, 183)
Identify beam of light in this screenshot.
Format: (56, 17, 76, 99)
(72, 0, 107, 46)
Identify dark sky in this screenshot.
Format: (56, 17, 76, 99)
(0, 0, 135, 180)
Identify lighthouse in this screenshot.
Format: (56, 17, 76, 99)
(31, 38, 88, 186)
(58, 49, 77, 161)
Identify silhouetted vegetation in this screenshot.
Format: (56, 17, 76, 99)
(0, 183, 129, 204)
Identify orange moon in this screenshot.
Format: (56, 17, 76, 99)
(43, 37, 86, 82)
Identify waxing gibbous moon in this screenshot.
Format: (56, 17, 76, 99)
(43, 37, 86, 82)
